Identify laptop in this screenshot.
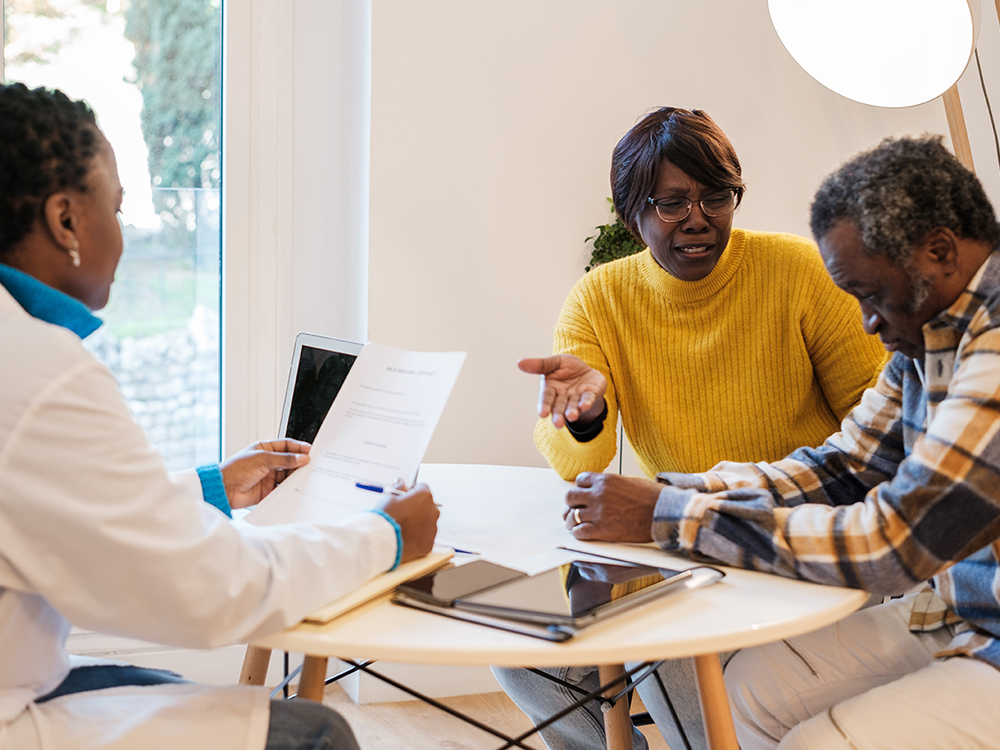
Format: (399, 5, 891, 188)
(278, 332, 364, 443)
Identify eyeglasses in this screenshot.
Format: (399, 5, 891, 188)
(647, 189, 738, 223)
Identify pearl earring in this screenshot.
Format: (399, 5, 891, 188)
(68, 244, 81, 268)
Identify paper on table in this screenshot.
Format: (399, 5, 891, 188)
(247, 342, 466, 526)
(558, 541, 700, 571)
(425, 464, 584, 574)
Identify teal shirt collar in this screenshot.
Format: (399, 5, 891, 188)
(0, 264, 102, 339)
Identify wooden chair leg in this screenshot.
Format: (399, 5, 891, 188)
(239, 645, 273, 686)
(297, 655, 329, 702)
(599, 663, 633, 750)
(693, 653, 739, 750)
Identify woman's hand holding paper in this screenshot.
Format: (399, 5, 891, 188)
(219, 439, 312, 509)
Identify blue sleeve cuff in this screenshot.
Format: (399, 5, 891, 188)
(369, 509, 403, 571)
(196, 465, 232, 518)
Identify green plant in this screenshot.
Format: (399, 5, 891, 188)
(125, 0, 222, 190)
(585, 198, 644, 271)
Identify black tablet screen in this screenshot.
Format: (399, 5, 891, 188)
(284, 346, 357, 444)
(397, 560, 526, 606)
(459, 561, 677, 619)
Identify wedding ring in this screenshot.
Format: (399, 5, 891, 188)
(573, 507, 582, 526)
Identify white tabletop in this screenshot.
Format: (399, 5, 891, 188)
(252, 463, 867, 667)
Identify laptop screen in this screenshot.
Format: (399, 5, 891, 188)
(279, 333, 363, 443)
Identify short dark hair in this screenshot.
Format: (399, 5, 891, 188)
(0, 82, 99, 257)
(610, 107, 746, 239)
(810, 135, 1000, 265)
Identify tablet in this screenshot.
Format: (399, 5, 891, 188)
(393, 595, 576, 642)
(278, 332, 364, 443)
(396, 560, 527, 607)
(454, 560, 724, 630)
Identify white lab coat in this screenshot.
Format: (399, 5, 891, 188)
(0, 285, 398, 749)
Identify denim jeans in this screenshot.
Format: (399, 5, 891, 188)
(493, 656, 731, 750)
(266, 699, 360, 750)
(491, 665, 650, 750)
(36, 664, 189, 702)
(631, 657, 718, 750)
(38, 664, 359, 750)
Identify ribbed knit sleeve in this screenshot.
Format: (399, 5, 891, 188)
(533, 281, 623, 480)
(533, 229, 885, 480)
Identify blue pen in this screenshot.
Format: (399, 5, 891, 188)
(355, 481, 444, 511)
(355, 481, 406, 497)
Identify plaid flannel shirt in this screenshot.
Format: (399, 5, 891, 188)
(653, 249, 1000, 670)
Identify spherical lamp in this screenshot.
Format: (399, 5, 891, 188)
(769, 0, 981, 108)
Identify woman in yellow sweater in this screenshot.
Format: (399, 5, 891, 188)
(522, 109, 884, 480)
(499, 107, 886, 750)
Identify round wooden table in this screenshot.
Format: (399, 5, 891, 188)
(248, 464, 868, 750)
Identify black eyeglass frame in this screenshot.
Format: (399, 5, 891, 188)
(646, 189, 742, 223)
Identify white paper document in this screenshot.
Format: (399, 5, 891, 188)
(247, 342, 466, 526)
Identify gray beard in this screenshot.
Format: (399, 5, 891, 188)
(907, 270, 933, 315)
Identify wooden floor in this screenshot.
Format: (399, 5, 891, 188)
(320, 683, 672, 750)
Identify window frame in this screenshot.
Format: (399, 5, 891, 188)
(2, 0, 371, 457)
(223, 0, 371, 455)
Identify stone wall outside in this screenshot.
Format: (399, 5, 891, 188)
(85, 305, 220, 472)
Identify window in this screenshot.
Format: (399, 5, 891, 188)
(3, 0, 223, 469)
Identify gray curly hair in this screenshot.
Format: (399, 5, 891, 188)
(810, 135, 1000, 266)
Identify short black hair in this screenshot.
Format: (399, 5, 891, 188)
(610, 107, 745, 240)
(810, 135, 1000, 265)
(0, 82, 99, 257)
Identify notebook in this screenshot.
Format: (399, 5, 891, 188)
(304, 548, 454, 624)
(278, 332, 364, 443)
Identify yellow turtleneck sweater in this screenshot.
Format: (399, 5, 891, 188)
(536, 228, 887, 480)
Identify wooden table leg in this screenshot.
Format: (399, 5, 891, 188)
(693, 653, 739, 750)
(297, 655, 329, 702)
(239, 646, 272, 686)
(598, 663, 633, 750)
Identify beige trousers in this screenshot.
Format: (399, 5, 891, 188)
(725, 595, 1000, 750)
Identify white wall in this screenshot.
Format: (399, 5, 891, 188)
(957, 0, 1000, 204)
(224, 0, 1000, 465)
(368, 0, 1000, 470)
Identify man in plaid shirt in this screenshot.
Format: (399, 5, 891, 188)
(564, 136, 1000, 749)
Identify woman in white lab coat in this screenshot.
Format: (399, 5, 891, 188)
(0, 82, 439, 750)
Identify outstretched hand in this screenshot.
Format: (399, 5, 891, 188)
(518, 354, 607, 429)
(219, 439, 311, 509)
(563, 472, 662, 542)
(377, 483, 439, 563)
